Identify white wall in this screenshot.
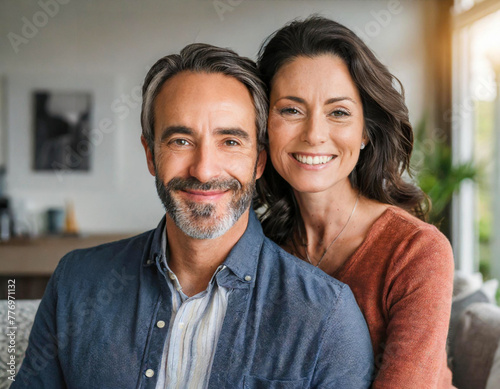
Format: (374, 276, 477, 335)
(0, 0, 433, 233)
(0, 76, 5, 170)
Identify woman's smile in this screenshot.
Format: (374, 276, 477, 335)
(290, 152, 337, 170)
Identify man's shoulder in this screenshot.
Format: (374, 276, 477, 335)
(81, 230, 152, 253)
(251, 237, 366, 349)
(55, 229, 155, 282)
(259, 237, 348, 301)
(67, 230, 152, 261)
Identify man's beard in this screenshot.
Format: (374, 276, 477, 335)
(155, 169, 257, 240)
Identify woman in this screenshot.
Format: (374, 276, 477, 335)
(255, 16, 454, 388)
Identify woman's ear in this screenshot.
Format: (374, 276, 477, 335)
(361, 128, 370, 149)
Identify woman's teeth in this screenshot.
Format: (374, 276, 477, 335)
(293, 154, 334, 165)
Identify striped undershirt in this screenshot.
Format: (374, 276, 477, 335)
(155, 229, 231, 389)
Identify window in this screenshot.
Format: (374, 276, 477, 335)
(452, 0, 500, 275)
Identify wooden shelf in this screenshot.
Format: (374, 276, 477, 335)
(0, 234, 135, 276)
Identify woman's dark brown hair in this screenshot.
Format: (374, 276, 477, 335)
(254, 16, 428, 245)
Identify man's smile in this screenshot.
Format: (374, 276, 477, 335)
(181, 189, 229, 202)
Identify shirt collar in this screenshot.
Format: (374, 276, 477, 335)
(220, 208, 264, 284)
(144, 208, 265, 284)
(143, 215, 167, 267)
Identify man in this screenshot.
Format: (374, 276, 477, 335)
(13, 44, 373, 388)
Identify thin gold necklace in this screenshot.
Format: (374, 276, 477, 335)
(300, 192, 360, 268)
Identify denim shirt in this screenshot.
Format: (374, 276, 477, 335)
(13, 209, 374, 389)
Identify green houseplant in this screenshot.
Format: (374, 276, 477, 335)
(412, 118, 479, 229)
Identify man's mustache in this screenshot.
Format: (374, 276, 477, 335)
(166, 177, 242, 192)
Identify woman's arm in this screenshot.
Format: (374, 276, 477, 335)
(373, 227, 454, 388)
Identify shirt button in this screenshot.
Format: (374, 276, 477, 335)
(145, 369, 155, 378)
(169, 273, 176, 280)
(156, 320, 166, 329)
(179, 322, 185, 329)
(244, 275, 252, 281)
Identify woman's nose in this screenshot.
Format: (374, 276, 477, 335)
(300, 114, 328, 145)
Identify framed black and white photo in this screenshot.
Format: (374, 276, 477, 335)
(6, 74, 117, 192)
(33, 91, 93, 171)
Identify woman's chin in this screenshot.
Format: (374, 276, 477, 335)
(289, 182, 337, 195)
(283, 174, 354, 196)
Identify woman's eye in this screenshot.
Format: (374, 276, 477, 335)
(331, 110, 350, 117)
(279, 107, 300, 115)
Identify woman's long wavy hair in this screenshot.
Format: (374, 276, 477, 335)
(254, 16, 428, 246)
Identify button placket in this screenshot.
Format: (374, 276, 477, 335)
(142, 293, 171, 387)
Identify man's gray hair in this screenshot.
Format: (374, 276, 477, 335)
(141, 43, 268, 155)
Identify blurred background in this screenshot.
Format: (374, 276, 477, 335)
(0, 0, 499, 293)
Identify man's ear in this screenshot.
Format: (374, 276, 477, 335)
(255, 149, 267, 180)
(141, 135, 156, 176)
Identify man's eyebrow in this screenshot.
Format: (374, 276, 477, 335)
(160, 126, 193, 142)
(215, 128, 250, 140)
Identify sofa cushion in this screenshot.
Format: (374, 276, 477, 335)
(0, 299, 40, 388)
(451, 302, 500, 389)
(453, 271, 485, 299)
(486, 338, 500, 389)
(448, 279, 498, 363)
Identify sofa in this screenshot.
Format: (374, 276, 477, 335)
(448, 272, 500, 389)
(0, 300, 40, 389)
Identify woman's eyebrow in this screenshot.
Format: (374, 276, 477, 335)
(325, 96, 357, 104)
(278, 96, 306, 104)
(277, 96, 356, 104)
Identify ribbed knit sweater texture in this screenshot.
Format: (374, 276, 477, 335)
(333, 206, 455, 388)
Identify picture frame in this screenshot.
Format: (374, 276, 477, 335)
(5, 74, 118, 192)
(33, 90, 93, 172)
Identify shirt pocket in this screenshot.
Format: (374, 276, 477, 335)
(243, 375, 308, 389)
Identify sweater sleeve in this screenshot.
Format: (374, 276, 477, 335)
(372, 226, 454, 389)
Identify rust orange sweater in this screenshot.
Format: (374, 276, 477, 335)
(333, 206, 454, 388)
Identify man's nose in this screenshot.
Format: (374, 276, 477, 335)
(300, 114, 328, 146)
(188, 143, 222, 183)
